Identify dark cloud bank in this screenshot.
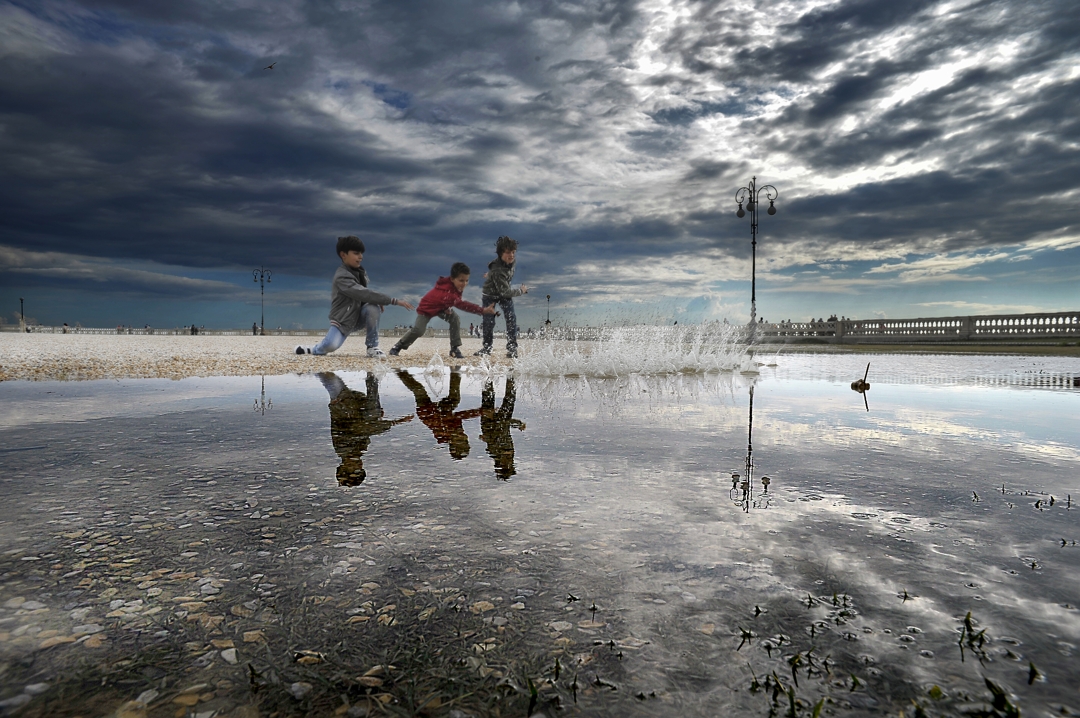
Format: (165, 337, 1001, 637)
(0, 0, 1077, 326)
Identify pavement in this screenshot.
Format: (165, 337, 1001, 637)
(0, 334, 514, 381)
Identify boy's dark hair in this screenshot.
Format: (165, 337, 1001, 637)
(495, 235, 518, 255)
(450, 262, 470, 278)
(336, 235, 365, 255)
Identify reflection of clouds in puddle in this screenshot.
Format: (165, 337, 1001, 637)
(756, 388, 1080, 465)
(870, 408, 1080, 462)
(0, 376, 317, 429)
(0, 357, 1078, 716)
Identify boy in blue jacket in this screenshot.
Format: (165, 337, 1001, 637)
(296, 236, 414, 357)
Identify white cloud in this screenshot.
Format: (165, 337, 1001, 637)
(866, 252, 1011, 281)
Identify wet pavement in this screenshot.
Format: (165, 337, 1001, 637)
(1, 353, 1079, 717)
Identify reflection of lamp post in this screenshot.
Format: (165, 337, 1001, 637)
(745, 384, 754, 496)
(545, 294, 551, 327)
(729, 384, 772, 512)
(253, 267, 272, 336)
(735, 177, 778, 343)
(253, 376, 272, 414)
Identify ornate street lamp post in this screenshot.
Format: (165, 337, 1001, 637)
(735, 177, 777, 342)
(19, 297, 24, 329)
(253, 267, 272, 336)
(545, 294, 551, 328)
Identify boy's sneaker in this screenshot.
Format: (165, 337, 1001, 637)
(474, 347, 491, 356)
(449, 347, 464, 359)
(295, 345, 311, 355)
(506, 348, 518, 359)
(388, 345, 401, 357)
(367, 347, 385, 358)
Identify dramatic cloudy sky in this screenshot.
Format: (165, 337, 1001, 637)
(1, 0, 1077, 329)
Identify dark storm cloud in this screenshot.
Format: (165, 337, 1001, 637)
(0, 0, 1077, 326)
(0, 245, 247, 300)
(657, 0, 1080, 266)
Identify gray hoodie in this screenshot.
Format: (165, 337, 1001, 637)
(328, 264, 394, 332)
(481, 257, 524, 299)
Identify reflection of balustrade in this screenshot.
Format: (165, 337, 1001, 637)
(760, 311, 1079, 343)
(836, 372, 1079, 391)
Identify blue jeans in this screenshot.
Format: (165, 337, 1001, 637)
(481, 294, 518, 351)
(313, 304, 381, 355)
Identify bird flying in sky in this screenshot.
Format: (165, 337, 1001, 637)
(264, 62, 276, 70)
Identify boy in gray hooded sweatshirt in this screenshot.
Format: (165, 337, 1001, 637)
(476, 235, 529, 358)
(296, 236, 414, 357)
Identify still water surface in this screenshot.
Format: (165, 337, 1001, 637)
(1, 352, 1078, 716)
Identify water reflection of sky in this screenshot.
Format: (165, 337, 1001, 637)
(2, 353, 1078, 714)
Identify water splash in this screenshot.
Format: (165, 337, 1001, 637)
(424, 352, 446, 375)
(515, 322, 757, 377)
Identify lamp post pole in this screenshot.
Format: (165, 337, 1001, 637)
(735, 177, 777, 343)
(545, 294, 551, 328)
(253, 267, 272, 336)
(20, 298, 24, 327)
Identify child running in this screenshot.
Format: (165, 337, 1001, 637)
(296, 236, 414, 357)
(389, 262, 495, 358)
(476, 235, 528, 358)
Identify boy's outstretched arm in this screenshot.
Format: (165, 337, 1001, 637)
(335, 273, 414, 310)
(452, 297, 494, 315)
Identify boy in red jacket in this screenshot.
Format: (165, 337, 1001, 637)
(389, 262, 495, 358)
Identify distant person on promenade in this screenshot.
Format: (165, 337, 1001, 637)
(389, 262, 495, 359)
(476, 235, 528, 358)
(296, 235, 414, 357)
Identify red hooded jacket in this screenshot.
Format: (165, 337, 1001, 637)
(416, 276, 487, 317)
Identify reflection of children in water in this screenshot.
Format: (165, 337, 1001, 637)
(396, 370, 482, 459)
(318, 372, 413, 486)
(480, 376, 525, 480)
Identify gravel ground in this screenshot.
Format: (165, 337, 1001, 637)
(0, 334, 516, 381)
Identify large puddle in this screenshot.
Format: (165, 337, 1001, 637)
(1, 352, 1079, 717)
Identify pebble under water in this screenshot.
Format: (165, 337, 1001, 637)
(1, 352, 1078, 717)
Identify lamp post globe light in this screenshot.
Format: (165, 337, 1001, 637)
(735, 176, 777, 342)
(253, 267, 272, 336)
